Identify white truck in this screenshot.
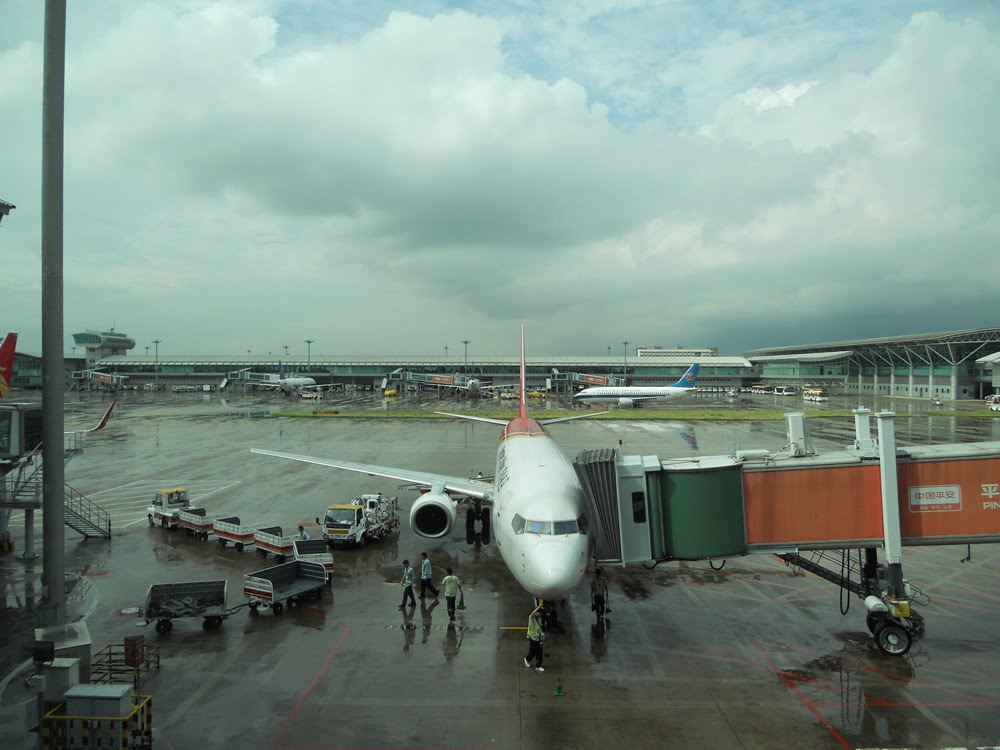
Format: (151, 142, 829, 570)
(148, 487, 192, 529)
(321, 493, 399, 547)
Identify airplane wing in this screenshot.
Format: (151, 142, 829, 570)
(433, 411, 509, 426)
(251, 448, 493, 499)
(539, 411, 611, 425)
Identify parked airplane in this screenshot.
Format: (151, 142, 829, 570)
(67, 400, 117, 436)
(572, 363, 700, 408)
(0, 332, 16, 398)
(232, 363, 333, 395)
(253, 327, 600, 600)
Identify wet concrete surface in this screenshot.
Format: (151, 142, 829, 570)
(2, 391, 1000, 749)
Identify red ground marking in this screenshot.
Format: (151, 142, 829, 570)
(749, 640, 854, 750)
(268, 609, 350, 750)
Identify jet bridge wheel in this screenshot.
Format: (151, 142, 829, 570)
(866, 613, 884, 635)
(874, 621, 912, 656)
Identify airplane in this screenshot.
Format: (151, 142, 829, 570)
(229, 363, 334, 395)
(72, 400, 116, 435)
(398, 372, 510, 398)
(253, 327, 603, 601)
(0, 332, 16, 398)
(572, 363, 700, 408)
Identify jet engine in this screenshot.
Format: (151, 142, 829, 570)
(409, 492, 457, 538)
(618, 397, 638, 408)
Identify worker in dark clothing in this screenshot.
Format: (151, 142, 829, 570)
(591, 568, 609, 623)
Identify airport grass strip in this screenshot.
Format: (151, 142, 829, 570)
(271, 408, 1000, 422)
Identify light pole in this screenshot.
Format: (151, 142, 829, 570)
(145, 345, 149, 357)
(283, 345, 289, 357)
(152, 339, 161, 391)
(461, 339, 470, 374)
(304, 339, 314, 368)
(444, 345, 449, 360)
(622, 340, 630, 382)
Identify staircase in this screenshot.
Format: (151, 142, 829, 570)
(1, 447, 112, 540)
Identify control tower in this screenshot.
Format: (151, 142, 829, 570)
(72, 329, 135, 368)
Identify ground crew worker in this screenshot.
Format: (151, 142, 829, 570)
(441, 567, 463, 623)
(524, 604, 545, 672)
(591, 568, 609, 622)
(399, 560, 416, 609)
(298, 525, 310, 541)
(419, 551, 440, 599)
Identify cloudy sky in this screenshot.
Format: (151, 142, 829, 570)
(2, 1, 998, 361)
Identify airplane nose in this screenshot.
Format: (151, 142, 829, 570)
(525, 541, 586, 599)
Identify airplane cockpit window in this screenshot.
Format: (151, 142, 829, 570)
(513, 516, 584, 535)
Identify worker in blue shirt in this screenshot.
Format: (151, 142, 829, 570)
(419, 551, 440, 599)
(399, 560, 416, 609)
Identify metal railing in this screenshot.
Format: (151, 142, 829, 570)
(92, 644, 161, 690)
(65, 483, 112, 539)
(42, 694, 153, 749)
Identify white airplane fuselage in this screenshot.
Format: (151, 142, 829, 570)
(573, 385, 692, 405)
(490, 416, 590, 600)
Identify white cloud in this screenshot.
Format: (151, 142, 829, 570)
(0, 3, 997, 357)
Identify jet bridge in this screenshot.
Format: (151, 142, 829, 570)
(574, 410, 1000, 655)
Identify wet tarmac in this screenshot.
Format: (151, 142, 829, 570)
(2, 391, 999, 749)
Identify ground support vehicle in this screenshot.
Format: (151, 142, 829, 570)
(322, 493, 400, 547)
(293, 539, 335, 581)
(255, 526, 297, 562)
(141, 579, 241, 633)
(178, 508, 213, 540)
(147, 487, 191, 529)
(214, 516, 257, 551)
(243, 560, 328, 615)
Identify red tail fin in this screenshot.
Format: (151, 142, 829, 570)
(518, 325, 527, 421)
(0, 332, 17, 399)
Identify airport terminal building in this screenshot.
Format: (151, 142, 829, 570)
(9, 327, 1000, 400)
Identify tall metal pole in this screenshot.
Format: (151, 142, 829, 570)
(41, 0, 68, 625)
(152, 339, 161, 391)
(444, 345, 449, 361)
(461, 340, 470, 374)
(304, 339, 313, 369)
(622, 340, 630, 382)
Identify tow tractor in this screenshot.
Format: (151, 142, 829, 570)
(321, 493, 400, 547)
(148, 487, 192, 529)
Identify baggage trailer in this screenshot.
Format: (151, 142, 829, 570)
(178, 507, 213, 540)
(141, 579, 241, 633)
(293, 539, 335, 582)
(147, 487, 191, 529)
(255, 526, 297, 562)
(243, 560, 328, 615)
(214, 516, 257, 551)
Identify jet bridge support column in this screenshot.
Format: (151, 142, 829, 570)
(876, 411, 904, 599)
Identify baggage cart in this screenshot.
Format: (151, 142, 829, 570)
(178, 507, 213, 540)
(243, 560, 327, 615)
(293, 539, 335, 582)
(255, 526, 297, 562)
(141, 579, 242, 633)
(214, 516, 257, 551)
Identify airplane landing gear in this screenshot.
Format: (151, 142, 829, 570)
(465, 502, 491, 545)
